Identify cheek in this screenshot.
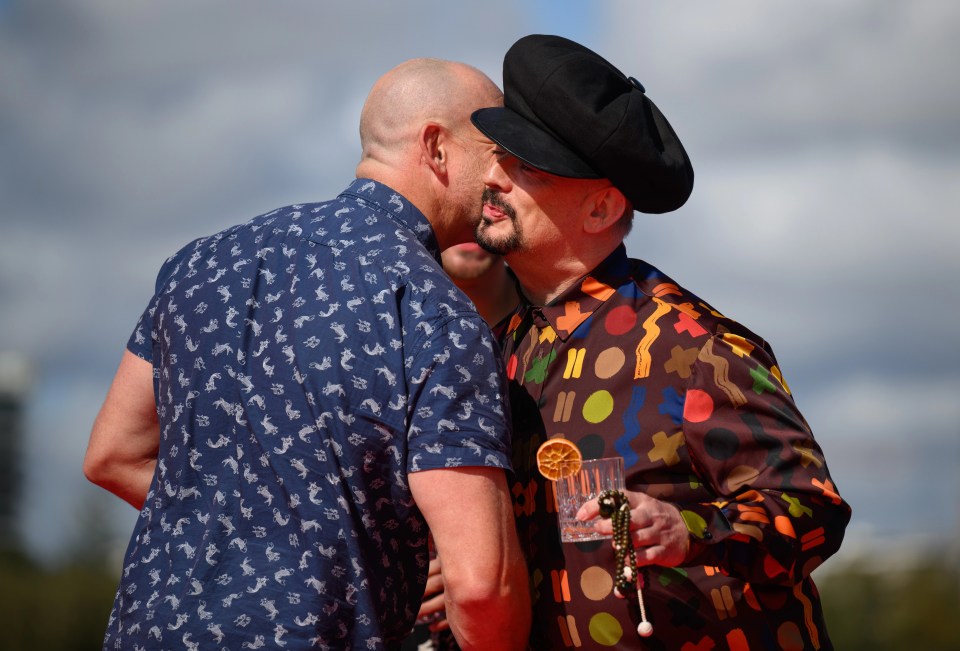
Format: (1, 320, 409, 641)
(460, 158, 488, 192)
(544, 194, 583, 231)
(467, 147, 493, 178)
(450, 167, 481, 206)
(533, 203, 577, 243)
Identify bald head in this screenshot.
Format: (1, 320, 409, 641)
(355, 58, 502, 249)
(358, 58, 502, 169)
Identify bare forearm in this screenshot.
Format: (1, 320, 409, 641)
(445, 560, 531, 651)
(84, 350, 160, 510)
(86, 457, 157, 510)
(411, 467, 531, 650)
(84, 407, 159, 509)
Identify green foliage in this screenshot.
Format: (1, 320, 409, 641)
(819, 555, 960, 651)
(0, 555, 116, 651)
(0, 547, 956, 650)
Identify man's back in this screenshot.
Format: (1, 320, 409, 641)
(107, 179, 511, 649)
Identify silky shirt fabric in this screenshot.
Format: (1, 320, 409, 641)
(105, 179, 512, 650)
(497, 244, 851, 650)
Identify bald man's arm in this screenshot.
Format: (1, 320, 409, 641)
(84, 350, 159, 509)
(410, 466, 530, 651)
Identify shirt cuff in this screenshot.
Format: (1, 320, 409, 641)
(676, 502, 734, 564)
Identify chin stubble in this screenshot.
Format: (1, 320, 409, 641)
(476, 188, 522, 255)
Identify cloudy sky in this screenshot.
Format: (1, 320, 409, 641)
(1, 0, 957, 567)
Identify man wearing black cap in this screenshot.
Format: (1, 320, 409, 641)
(471, 35, 851, 650)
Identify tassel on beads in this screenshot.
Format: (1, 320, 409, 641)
(597, 490, 653, 638)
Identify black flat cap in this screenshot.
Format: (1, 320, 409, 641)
(472, 34, 694, 214)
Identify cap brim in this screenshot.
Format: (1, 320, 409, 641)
(471, 107, 601, 179)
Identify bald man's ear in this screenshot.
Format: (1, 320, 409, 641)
(419, 122, 448, 178)
(583, 186, 628, 235)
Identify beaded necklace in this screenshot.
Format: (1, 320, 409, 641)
(597, 489, 653, 638)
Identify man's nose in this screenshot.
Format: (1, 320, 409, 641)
(482, 158, 511, 191)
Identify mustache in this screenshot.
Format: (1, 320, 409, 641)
(482, 188, 516, 220)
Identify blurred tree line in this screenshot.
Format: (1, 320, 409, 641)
(0, 549, 116, 650)
(818, 553, 960, 651)
(0, 543, 956, 649)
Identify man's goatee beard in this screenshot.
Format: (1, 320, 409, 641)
(476, 189, 522, 255)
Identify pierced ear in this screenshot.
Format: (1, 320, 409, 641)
(583, 186, 628, 234)
(419, 123, 447, 176)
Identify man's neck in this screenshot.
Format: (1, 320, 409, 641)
(508, 240, 620, 306)
(506, 254, 589, 306)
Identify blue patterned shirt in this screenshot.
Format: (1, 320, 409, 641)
(105, 179, 512, 650)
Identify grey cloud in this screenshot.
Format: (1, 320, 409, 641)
(603, 1, 960, 544)
(1, 0, 532, 561)
(603, 0, 960, 155)
(3, 0, 957, 561)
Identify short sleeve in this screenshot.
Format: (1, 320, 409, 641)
(406, 315, 512, 473)
(126, 303, 155, 360)
(124, 241, 196, 361)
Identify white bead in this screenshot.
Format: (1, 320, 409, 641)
(638, 621, 654, 637)
(622, 566, 633, 581)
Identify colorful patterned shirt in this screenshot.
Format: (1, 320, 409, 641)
(105, 179, 512, 650)
(498, 245, 850, 651)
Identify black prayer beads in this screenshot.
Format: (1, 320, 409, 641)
(597, 489, 654, 637)
(597, 489, 637, 595)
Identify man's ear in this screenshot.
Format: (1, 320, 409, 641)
(419, 122, 448, 177)
(583, 186, 628, 234)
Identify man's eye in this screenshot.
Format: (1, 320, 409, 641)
(518, 161, 544, 177)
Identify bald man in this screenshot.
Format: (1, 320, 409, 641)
(84, 58, 529, 651)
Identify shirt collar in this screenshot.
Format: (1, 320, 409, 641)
(510, 244, 635, 342)
(339, 178, 440, 259)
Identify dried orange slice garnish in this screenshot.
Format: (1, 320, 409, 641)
(536, 438, 582, 480)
